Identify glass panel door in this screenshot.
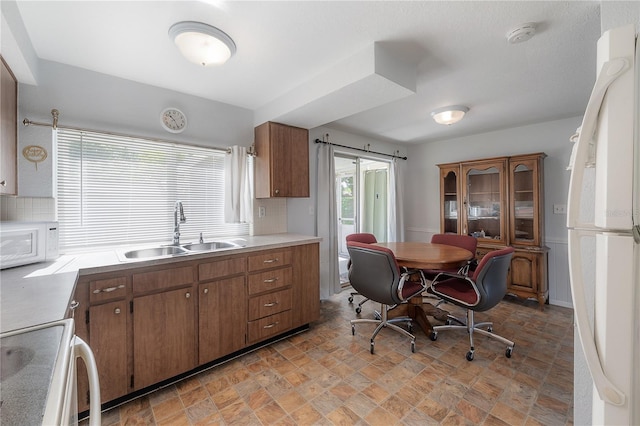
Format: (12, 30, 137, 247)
(441, 168, 459, 233)
(335, 156, 357, 257)
(512, 164, 534, 241)
(462, 160, 506, 244)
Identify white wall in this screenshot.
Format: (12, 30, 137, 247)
(404, 116, 582, 307)
(15, 60, 254, 197)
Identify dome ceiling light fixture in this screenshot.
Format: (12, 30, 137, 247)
(430, 105, 469, 126)
(506, 22, 537, 44)
(169, 21, 236, 66)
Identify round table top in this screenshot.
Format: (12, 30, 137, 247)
(373, 242, 474, 270)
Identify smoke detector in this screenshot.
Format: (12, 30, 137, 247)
(506, 22, 537, 44)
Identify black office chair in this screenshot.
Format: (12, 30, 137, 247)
(347, 241, 427, 354)
(428, 246, 515, 361)
(345, 233, 378, 314)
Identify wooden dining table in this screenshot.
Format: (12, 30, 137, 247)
(373, 242, 474, 335)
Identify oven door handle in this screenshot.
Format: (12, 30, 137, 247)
(74, 336, 101, 426)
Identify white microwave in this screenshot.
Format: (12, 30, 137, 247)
(0, 221, 59, 269)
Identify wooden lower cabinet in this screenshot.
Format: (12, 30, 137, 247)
(89, 301, 128, 403)
(74, 242, 320, 412)
(133, 287, 196, 390)
(199, 276, 246, 364)
(475, 245, 548, 309)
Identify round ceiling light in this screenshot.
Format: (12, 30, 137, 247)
(431, 105, 469, 126)
(169, 21, 236, 66)
(506, 22, 537, 44)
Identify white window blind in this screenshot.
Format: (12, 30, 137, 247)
(56, 129, 249, 250)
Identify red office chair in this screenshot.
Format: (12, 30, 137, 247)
(428, 246, 515, 361)
(347, 241, 427, 354)
(345, 233, 378, 313)
(425, 234, 478, 278)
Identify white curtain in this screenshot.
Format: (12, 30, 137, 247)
(224, 146, 253, 223)
(316, 143, 340, 299)
(388, 158, 405, 242)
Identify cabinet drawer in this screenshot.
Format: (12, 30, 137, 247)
(198, 257, 246, 281)
(247, 250, 292, 272)
(90, 276, 127, 303)
(248, 288, 292, 321)
(247, 310, 292, 344)
(248, 267, 292, 295)
(133, 266, 194, 294)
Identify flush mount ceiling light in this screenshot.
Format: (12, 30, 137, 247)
(430, 105, 469, 126)
(169, 21, 236, 66)
(506, 22, 537, 44)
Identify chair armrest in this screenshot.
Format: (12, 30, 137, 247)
(430, 271, 481, 307)
(397, 270, 427, 301)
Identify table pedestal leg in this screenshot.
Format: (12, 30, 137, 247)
(407, 297, 433, 335)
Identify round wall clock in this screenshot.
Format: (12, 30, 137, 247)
(160, 107, 187, 133)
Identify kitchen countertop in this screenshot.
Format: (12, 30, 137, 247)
(0, 233, 321, 334)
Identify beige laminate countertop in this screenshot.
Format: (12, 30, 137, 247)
(0, 233, 321, 334)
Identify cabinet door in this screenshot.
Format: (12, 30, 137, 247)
(255, 122, 309, 198)
(133, 288, 196, 389)
(439, 165, 461, 234)
(90, 300, 128, 403)
(509, 155, 544, 246)
(0, 57, 17, 195)
(291, 243, 320, 327)
(199, 276, 246, 364)
(461, 159, 507, 245)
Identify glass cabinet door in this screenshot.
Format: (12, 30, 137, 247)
(439, 166, 460, 234)
(461, 160, 506, 245)
(509, 157, 542, 246)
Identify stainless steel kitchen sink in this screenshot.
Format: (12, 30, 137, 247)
(119, 239, 246, 261)
(181, 241, 241, 252)
(122, 245, 188, 259)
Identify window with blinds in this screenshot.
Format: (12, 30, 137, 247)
(56, 129, 249, 250)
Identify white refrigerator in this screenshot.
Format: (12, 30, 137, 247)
(567, 24, 639, 425)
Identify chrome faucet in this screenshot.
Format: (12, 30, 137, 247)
(173, 201, 186, 245)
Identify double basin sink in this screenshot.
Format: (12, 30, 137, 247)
(120, 239, 246, 261)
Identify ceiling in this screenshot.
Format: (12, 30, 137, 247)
(12, 1, 601, 144)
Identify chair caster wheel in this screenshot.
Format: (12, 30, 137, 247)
(351, 325, 355, 336)
(466, 351, 474, 361)
(411, 341, 415, 353)
(487, 326, 493, 333)
(355, 306, 362, 314)
(348, 296, 354, 303)
(506, 347, 513, 358)
(407, 323, 413, 333)
(370, 341, 375, 354)
(429, 331, 437, 341)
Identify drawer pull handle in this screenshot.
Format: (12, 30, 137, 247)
(264, 301, 278, 307)
(264, 278, 278, 283)
(263, 321, 279, 329)
(93, 284, 125, 294)
(263, 258, 279, 264)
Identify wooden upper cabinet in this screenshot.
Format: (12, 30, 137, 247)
(0, 56, 17, 195)
(508, 153, 546, 247)
(461, 158, 507, 246)
(255, 121, 309, 198)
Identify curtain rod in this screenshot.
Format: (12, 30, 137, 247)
(314, 138, 407, 160)
(22, 109, 255, 155)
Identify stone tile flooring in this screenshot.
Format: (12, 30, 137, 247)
(94, 290, 574, 425)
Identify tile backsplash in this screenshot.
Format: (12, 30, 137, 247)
(0, 196, 56, 222)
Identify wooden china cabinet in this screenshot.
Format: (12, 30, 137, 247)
(438, 153, 548, 309)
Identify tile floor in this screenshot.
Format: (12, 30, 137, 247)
(93, 290, 574, 425)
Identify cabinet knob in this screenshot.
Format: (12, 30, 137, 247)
(185, 292, 191, 299)
(0, 180, 6, 187)
(275, 189, 279, 194)
(114, 308, 121, 315)
(203, 288, 209, 294)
